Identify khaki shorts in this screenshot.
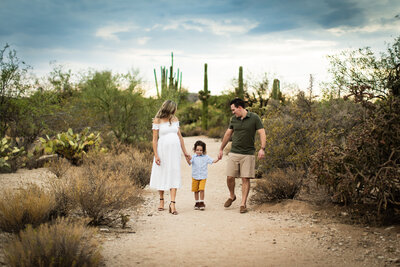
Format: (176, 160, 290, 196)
(226, 153, 255, 178)
(192, 178, 207, 192)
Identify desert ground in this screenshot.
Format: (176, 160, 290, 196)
(0, 136, 399, 266)
(101, 136, 399, 267)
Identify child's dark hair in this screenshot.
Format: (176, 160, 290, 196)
(193, 140, 206, 154)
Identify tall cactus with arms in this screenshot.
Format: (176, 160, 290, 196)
(154, 52, 182, 102)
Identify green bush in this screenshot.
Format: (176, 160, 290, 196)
(4, 218, 102, 267)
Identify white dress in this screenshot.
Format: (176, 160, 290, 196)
(149, 121, 182, 190)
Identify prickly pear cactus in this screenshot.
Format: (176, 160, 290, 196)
(0, 137, 25, 172)
(40, 128, 104, 165)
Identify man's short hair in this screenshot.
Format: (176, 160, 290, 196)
(230, 98, 245, 108)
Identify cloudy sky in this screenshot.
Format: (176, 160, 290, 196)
(1, 0, 399, 96)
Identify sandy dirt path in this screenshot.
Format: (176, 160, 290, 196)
(101, 136, 399, 267)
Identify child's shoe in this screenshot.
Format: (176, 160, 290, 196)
(199, 202, 205, 210)
(194, 202, 200, 210)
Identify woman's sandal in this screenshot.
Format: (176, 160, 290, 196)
(169, 201, 178, 215)
(158, 198, 164, 211)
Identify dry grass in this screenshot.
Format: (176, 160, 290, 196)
(0, 184, 56, 233)
(104, 142, 152, 188)
(4, 217, 102, 267)
(0, 144, 147, 229)
(251, 168, 303, 203)
(49, 177, 76, 217)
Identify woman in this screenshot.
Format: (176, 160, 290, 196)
(150, 100, 191, 215)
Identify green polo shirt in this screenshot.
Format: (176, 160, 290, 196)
(229, 111, 264, 155)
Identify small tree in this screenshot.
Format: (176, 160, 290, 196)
(325, 36, 400, 101)
(48, 62, 75, 98)
(80, 70, 150, 143)
(0, 44, 31, 137)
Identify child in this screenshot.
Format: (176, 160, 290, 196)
(188, 140, 219, 210)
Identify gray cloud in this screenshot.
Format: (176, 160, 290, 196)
(0, 0, 399, 94)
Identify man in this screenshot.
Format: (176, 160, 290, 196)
(217, 98, 266, 213)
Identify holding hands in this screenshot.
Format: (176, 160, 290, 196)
(185, 153, 192, 165)
(155, 155, 161, 166)
(217, 150, 223, 161)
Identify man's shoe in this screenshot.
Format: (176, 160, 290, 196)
(194, 202, 200, 210)
(224, 195, 236, 208)
(240, 206, 248, 213)
(199, 202, 205, 210)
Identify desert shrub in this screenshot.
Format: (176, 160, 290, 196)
(260, 94, 322, 172)
(108, 139, 152, 156)
(180, 123, 205, 137)
(4, 217, 102, 267)
(208, 92, 237, 126)
(311, 98, 400, 222)
(0, 185, 56, 233)
(45, 157, 71, 178)
(315, 98, 365, 140)
(0, 137, 25, 173)
(251, 168, 303, 203)
(50, 177, 76, 218)
(206, 104, 230, 130)
(207, 126, 226, 139)
(71, 152, 141, 225)
(133, 140, 153, 153)
(105, 144, 152, 188)
(176, 104, 202, 125)
(125, 148, 152, 188)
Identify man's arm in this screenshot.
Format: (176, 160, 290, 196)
(218, 128, 233, 160)
(257, 128, 266, 160)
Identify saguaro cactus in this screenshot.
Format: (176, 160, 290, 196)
(154, 52, 182, 101)
(271, 78, 281, 100)
(199, 63, 210, 130)
(236, 66, 244, 99)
